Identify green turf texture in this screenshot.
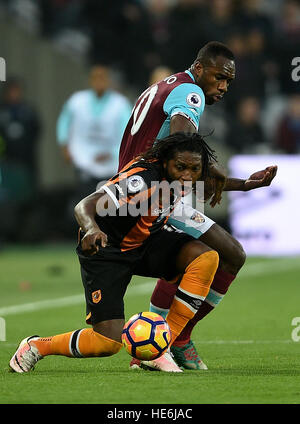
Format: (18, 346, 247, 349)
(0, 244, 299, 404)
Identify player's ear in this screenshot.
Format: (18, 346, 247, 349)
(194, 61, 204, 77)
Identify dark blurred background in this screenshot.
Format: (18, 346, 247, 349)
(0, 0, 300, 245)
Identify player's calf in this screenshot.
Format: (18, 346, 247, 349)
(10, 327, 122, 372)
(167, 247, 219, 343)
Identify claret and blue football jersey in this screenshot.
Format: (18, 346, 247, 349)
(118, 70, 205, 170)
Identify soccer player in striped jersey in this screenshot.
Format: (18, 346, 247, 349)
(119, 41, 277, 370)
(9, 133, 222, 373)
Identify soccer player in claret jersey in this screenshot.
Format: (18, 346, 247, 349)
(119, 41, 277, 371)
(10, 133, 222, 374)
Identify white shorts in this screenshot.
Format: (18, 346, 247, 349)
(167, 193, 215, 239)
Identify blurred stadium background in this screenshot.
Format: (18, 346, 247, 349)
(0, 0, 300, 248)
(1, 0, 300, 405)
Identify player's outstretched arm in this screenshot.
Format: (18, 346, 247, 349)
(201, 166, 277, 208)
(74, 191, 110, 255)
(223, 166, 278, 192)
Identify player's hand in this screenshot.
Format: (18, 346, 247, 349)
(207, 164, 227, 208)
(243, 166, 278, 191)
(81, 228, 108, 255)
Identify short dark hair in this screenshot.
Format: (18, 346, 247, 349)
(140, 132, 217, 179)
(195, 41, 235, 65)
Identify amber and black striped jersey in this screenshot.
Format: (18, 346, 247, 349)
(96, 159, 179, 251)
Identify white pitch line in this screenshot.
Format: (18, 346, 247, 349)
(238, 258, 300, 277)
(0, 281, 155, 317)
(0, 294, 85, 317)
(0, 258, 299, 317)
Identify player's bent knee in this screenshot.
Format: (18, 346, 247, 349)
(239, 246, 247, 268)
(221, 238, 246, 273)
(232, 242, 246, 271)
(188, 250, 219, 282)
(177, 240, 214, 272)
(179, 250, 219, 301)
(198, 250, 219, 273)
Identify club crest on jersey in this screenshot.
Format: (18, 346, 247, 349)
(187, 93, 201, 108)
(127, 175, 145, 193)
(190, 211, 205, 223)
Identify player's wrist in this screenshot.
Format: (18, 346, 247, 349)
(242, 179, 248, 191)
(84, 223, 101, 234)
(223, 178, 246, 191)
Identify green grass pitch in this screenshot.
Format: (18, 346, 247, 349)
(0, 244, 299, 404)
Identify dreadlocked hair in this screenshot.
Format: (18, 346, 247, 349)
(140, 132, 217, 179)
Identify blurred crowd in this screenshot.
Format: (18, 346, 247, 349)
(1, 0, 300, 243)
(2, 0, 300, 146)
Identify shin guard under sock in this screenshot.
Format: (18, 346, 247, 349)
(166, 251, 219, 344)
(173, 267, 236, 346)
(32, 328, 122, 358)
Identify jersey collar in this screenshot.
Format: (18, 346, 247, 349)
(185, 69, 195, 82)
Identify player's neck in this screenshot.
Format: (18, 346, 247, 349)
(188, 66, 197, 83)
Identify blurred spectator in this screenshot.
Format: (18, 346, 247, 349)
(82, 0, 155, 90)
(148, 65, 173, 86)
(272, 0, 300, 94)
(198, 0, 241, 45)
(275, 94, 300, 153)
(146, 0, 172, 67)
(258, 0, 285, 19)
(39, 0, 83, 37)
(0, 76, 41, 241)
(275, 0, 300, 42)
(224, 26, 273, 110)
(245, 27, 272, 97)
(165, 0, 207, 71)
(0, 77, 41, 192)
(225, 96, 267, 153)
(238, 0, 274, 37)
(56, 64, 132, 201)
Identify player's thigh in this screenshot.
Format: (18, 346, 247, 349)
(168, 200, 245, 270)
(77, 248, 133, 326)
(200, 223, 246, 270)
(175, 239, 214, 273)
(135, 229, 211, 280)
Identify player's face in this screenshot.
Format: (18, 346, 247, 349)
(163, 151, 203, 192)
(194, 56, 235, 105)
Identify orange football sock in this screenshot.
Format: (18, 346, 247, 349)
(166, 250, 219, 344)
(32, 329, 122, 358)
